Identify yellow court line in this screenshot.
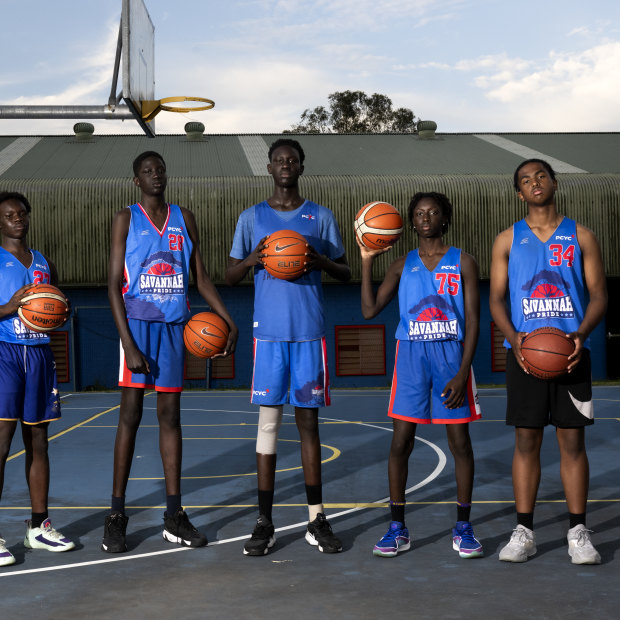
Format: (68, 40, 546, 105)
(6, 392, 155, 462)
(130, 439, 341, 480)
(7, 404, 120, 462)
(2, 498, 619, 511)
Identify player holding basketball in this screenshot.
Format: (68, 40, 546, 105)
(490, 159, 607, 564)
(225, 138, 350, 555)
(102, 151, 238, 553)
(358, 192, 483, 559)
(0, 191, 74, 567)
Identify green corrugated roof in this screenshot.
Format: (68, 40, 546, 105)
(1, 132, 619, 180)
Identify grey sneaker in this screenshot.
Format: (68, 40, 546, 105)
(499, 525, 536, 562)
(567, 525, 601, 565)
(24, 518, 75, 553)
(0, 534, 16, 566)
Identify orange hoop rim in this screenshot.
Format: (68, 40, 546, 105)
(158, 96, 215, 113)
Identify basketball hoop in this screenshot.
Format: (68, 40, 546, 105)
(141, 96, 215, 123)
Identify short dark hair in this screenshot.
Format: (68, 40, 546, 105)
(133, 151, 166, 176)
(513, 158, 556, 191)
(268, 138, 305, 165)
(0, 191, 32, 213)
(407, 192, 453, 232)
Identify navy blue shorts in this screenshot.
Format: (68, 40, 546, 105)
(0, 341, 61, 424)
(388, 339, 481, 424)
(251, 338, 330, 407)
(118, 319, 185, 392)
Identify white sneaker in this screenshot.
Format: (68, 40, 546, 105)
(24, 518, 75, 552)
(567, 525, 601, 565)
(499, 525, 537, 562)
(0, 534, 16, 566)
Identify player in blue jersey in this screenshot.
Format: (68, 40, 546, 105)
(0, 191, 74, 567)
(358, 192, 483, 559)
(226, 138, 350, 556)
(102, 151, 238, 553)
(490, 159, 607, 564)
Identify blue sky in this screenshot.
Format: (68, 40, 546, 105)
(1, 0, 619, 135)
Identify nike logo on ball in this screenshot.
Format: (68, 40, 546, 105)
(275, 243, 296, 252)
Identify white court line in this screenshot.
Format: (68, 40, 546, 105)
(0, 413, 446, 577)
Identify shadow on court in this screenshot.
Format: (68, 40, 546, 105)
(1, 388, 619, 619)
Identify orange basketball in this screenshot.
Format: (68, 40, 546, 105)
(354, 202, 403, 250)
(18, 284, 69, 332)
(520, 326, 576, 380)
(262, 229, 309, 280)
(183, 312, 229, 359)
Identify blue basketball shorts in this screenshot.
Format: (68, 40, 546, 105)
(251, 338, 330, 408)
(0, 341, 61, 424)
(119, 319, 184, 392)
(388, 339, 481, 424)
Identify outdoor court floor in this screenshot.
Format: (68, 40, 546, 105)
(1, 387, 619, 619)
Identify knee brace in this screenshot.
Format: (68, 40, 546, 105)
(256, 405, 283, 455)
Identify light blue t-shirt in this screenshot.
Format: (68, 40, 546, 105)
(230, 200, 345, 341)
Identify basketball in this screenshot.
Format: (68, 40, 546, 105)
(354, 201, 403, 250)
(183, 312, 230, 359)
(18, 284, 69, 332)
(261, 229, 309, 280)
(520, 326, 576, 380)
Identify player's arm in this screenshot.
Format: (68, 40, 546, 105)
(225, 235, 269, 286)
(442, 252, 480, 408)
(358, 235, 403, 319)
(567, 224, 608, 369)
(183, 208, 238, 356)
(108, 208, 150, 374)
(304, 249, 351, 282)
(0, 283, 35, 318)
(489, 227, 526, 370)
(304, 208, 351, 282)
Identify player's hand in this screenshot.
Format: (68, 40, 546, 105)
(355, 234, 392, 259)
(441, 372, 467, 409)
(566, 331, 584, 372)
(214, 324, 238, 358)
(303, 244, 327, 273)
(1, 283, 35, 316)
(246, 235, 270, 268)
(509, 331, 528, 373)
(123, 343, 150, 375)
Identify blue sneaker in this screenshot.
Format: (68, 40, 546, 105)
(452, 521, 483, 558)
(373, 521, 410, 557)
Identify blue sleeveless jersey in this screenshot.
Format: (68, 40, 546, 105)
(252, 201, 324, 341)
(395, 247, 465, 342)
(507, 217, 587, 347)
(122, 203, 193, 323)
(0, 247, 51, 344)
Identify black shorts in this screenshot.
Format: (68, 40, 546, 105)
(505, 349, 593, 428)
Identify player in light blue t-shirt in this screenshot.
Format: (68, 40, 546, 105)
(227, 138, 350, 556)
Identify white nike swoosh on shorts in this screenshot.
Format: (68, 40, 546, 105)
(569, 392, 594, 419)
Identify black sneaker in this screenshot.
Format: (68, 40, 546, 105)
(243, 515, 276, 556)
(101, 512, 129, 553)
(162, 509, 207, 547)
(305, 513, 342, 553)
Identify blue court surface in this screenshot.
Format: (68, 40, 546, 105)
(1, 387, 619, 619)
